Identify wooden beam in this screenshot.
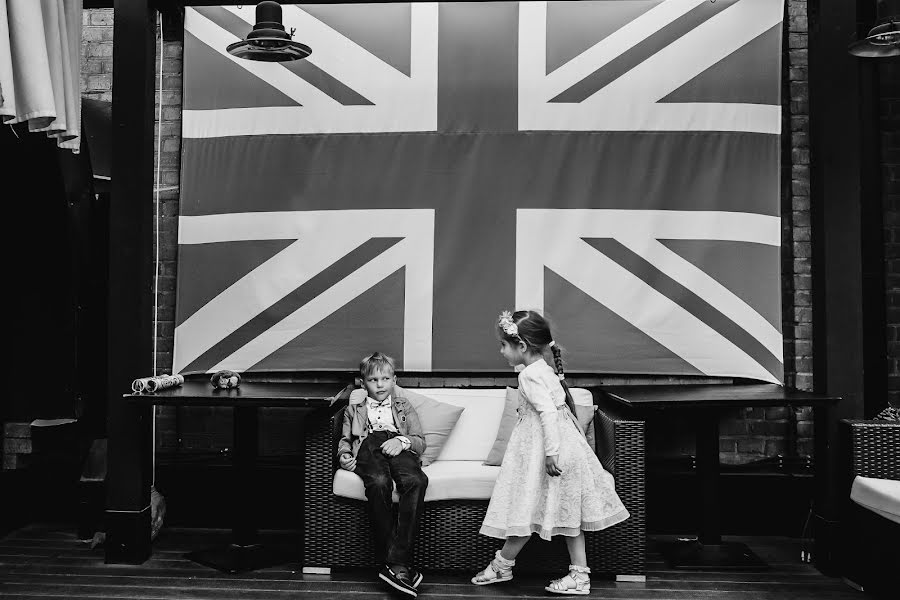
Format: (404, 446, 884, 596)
(105, 0, 156, 565)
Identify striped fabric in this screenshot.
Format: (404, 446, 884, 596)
(174, 1, 784, 383)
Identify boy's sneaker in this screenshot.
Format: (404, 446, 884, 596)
(408, 567, 424, 589)
(378, 564, 417, 597)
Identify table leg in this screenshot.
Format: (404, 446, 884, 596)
(660, 410, 768, 570)
(812, 402, 839, 574)
(233, 406, 258, 546)
(185, 406, 287, 573)
(697, 411, 722, 545)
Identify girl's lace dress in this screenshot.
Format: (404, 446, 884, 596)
(480, 359, 629, 540)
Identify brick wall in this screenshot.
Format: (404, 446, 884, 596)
(883, 60, 900, 408)
(82, 3, 816, 463)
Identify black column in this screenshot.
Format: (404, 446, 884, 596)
(105, 0, 157, 564)
(808, 0, 876, 574)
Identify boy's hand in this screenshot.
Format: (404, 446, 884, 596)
(339, 453, 356, 471)
(545, 455, 562, 477)
(380, 438, 404, 457)
(349, 388, 367, 403)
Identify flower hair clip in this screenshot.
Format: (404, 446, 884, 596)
(498, 310, 521, 340)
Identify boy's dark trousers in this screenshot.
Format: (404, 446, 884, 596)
(354, 430, 428, 568)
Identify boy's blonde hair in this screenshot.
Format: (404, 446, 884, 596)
(359, 352, 396, 378)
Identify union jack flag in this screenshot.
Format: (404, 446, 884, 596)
(174, 0, 785, 383)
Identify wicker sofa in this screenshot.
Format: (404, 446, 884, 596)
(302, 386, 646, 581)
(840, 419, 900, 597)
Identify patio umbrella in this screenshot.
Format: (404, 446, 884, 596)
(1, 0, 82, 151)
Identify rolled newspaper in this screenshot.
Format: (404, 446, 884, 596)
(145, 374, 184, 393)
(131, 377, 154, 393)
(132, 374, 184, 393)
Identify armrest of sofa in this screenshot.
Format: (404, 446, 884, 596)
(303, 390, 351, 537)
(593, 401, 645, 489)
(842, 419, 900, 480)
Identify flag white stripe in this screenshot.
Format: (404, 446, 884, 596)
(519, 0, 783, 133)
(209, 239, 415, 372)
(174, 210, 434, 373)
(182, 105, 439, 138)
(173, 234, 365, 373)
(516, 209, 782, 382)
(589, 0, 784, 105)
(618, 237, 783, 360)
(534, 0, 709, 101)
(543, 238, 778, 382)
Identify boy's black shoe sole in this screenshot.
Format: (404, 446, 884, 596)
(409, 569, 423, 589)
(378, 565, 417, 597)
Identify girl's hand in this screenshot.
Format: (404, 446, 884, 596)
(545, 455, 562, 477)
(381, 438, 404, 457)
(339, 453, 357, 471)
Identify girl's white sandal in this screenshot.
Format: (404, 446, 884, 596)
(471, 550, 515, 586)
(545, 564, 591, 595)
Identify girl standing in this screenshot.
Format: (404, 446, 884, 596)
(472, 310, 629, 595)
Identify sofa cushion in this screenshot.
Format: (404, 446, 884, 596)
(400, 388, 465, 466)
(484, 387, 519, 466)
(412, 388, 508, 462)
(485, 387, 596, 465)
(333, 460, 501, 502)
(570, 388, 597, 450)
(851, 476, 900, 524)
(873, 406, 900, 421)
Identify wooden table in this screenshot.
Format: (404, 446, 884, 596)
(127, 381, 351, 573)
(601, 384, 840, 570)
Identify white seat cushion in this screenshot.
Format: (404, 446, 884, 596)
(333, 460, 500, 502)
(851, 476, 900, 524)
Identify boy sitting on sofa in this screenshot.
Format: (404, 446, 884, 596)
(339, 352, 429, 597)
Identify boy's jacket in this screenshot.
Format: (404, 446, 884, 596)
(337, 386, 427, 460)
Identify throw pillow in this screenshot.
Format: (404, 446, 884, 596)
(573, 403, 597, 451)
(873, 406, 900, 422)
(484, 387, 519, 466)
(399, 387, 465, 466)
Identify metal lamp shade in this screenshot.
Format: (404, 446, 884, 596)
(849, 17, 900, 58)
(226, 1, 312, 62)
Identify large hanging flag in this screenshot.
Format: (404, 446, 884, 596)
(175, 0, 784, 382)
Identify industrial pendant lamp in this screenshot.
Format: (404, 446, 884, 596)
(226, 1, 311, 62)
(849, 0, 900, 58)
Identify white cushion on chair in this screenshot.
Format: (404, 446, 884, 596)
(333, 460, 500, 502)
(411, 387, 593, 462)
(412, 389, 507, 462)
(851, 476, 900, 524)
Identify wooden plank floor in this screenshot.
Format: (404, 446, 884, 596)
(0, 525, 863, 599)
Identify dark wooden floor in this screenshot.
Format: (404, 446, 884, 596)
(0, 525, 864, 599)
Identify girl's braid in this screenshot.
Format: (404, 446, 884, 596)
(550, 342, 578, 417)
(550, 343, 565, 380)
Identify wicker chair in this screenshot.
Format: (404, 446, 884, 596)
(302, 394, 646, 580)
(840, 419, 899, 597)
